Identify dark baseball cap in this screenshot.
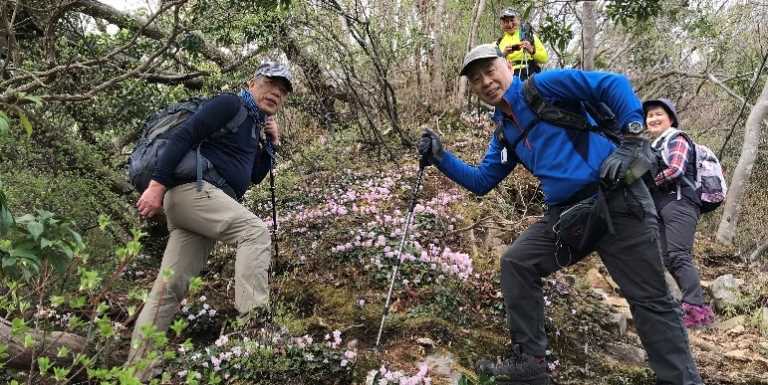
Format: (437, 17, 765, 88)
(499, 7, 517, 19)
(460, 44, 503, 76)
(254, 61, 293, 92)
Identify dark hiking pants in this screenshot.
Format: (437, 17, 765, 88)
(657, 197, 705, 305)
(500, 181, 703, 385)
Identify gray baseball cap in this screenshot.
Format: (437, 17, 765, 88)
(499, 7, 517, 19)
(460, 44, 503, 76)
(254, 61, 293, 92)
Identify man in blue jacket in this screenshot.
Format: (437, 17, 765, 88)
(128, 62, 292, 380)
(419, 44, 702, 385)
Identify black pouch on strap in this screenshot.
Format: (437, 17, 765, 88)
(553, 187, 614, 253)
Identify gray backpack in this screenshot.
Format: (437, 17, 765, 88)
(653, 128, 728, 213)
(128, 95, 248, 193)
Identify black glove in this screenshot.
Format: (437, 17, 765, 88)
(599, 135, 654, 188)
(417, 128, 444, 166)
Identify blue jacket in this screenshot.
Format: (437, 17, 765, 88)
(153, 93, 271, 199)
(436, 70, 644, 206)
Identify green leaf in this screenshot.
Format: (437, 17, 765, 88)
(116, 367, 142, 385)
(27, 221, 43, 240)
(2, 256, 16, 268)
(170, 318, 188, 336)
(10, 244, 38, 261)
(21, 95, 43, 106)
(40, 238, 53, 249)
(48, 250, 71, 273)
(188, 276, 203, 295)
(98, 214, 111, 231)
(50, 295, 66, 307)
(69, 228, 84, 249)
(15, 214, 34, 224)
(96, 317, 114, 338)
(0, 189, 13, 235)
(0, 113, 8, 136)
(37, 356, 52, 375)
(96, 302, 109, 315)
(23, 333, 35, 348)
(19, 113, 32, 137)
(69, 296, 86, 309)
(52, 366, 70, 381)
(56, 346, 70, 358)
(79, 269, 101, 291)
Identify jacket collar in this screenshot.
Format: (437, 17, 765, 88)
(493, 77, 524, 122)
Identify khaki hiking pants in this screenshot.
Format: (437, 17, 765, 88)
(127, 182, 271, 366)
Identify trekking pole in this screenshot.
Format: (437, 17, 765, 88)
(267, 143, 278, 260)
(375, 156, 428, 348)
(522, 23, 531, 79)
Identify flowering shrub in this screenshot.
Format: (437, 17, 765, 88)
(168, 329, 357, 385)
(178, 296, 220, 341)
(264, 167, 475, 282)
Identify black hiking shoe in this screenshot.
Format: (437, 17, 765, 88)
(476, 345, 551, 385)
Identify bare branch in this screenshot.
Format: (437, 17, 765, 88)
(73, 0, 233, 66)
(31, 4, 185, 103)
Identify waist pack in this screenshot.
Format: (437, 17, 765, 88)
(128, 94, 248, 194)
(553, 188, 614, 253)
(653, 128, 728, 213)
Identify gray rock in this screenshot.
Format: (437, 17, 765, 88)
(416, 337, 436, 349)
(608, 312, 628, 336)
(605, 342, 647, 365)
(716, 315, 746, 331)
(754, 307, 768, 333)
(591, 288, 609, 300)
(423, 351, 462, 385)
(710, 274, 742, 310)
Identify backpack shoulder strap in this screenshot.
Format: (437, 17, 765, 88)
(661, 129, 698, 190)
(226, 104, 249, 132)
(493, 116, 538, 170)
(523, 76, 592, 132)
(203, 94, 251, 139)
(496, 37, 503, 46)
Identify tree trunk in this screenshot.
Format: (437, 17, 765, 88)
(716, 77, 768, 244)
(279, 28, 343, 130)
(416, 0, 431, 103)
(582, 1, 596, 70)
(430, 0, 446, 105)
(455, 0, 486, 109)
(0, 317, 87, 369)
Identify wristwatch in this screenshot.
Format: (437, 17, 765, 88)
(625, 121, 646, 135)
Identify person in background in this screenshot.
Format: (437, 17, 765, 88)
(645, 98, 715, 329)
(496, 7, 548, 80)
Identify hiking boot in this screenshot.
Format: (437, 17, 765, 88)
(681, 302, 715, 329)
(476, 345, 551, 385)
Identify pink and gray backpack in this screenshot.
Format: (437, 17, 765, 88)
(654, 128, 728, 213)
